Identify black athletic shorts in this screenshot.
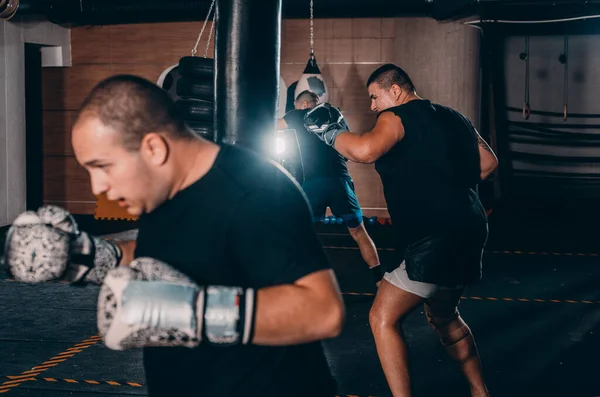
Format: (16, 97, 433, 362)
(395, 218, 489, 287)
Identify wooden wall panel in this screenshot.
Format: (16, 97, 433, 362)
(43, 156, 95, 202)
(109, 23, 214, 64)
(42, 65, 113, 110)
(70, 26, 112, 64)
(43, 111, 76, 156)
(42, 17, 480, 217)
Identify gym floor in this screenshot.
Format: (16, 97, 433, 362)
(1, 204, 599, 397)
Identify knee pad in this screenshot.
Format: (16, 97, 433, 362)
(425, 310, 471, 348)
(439, 321, 471, 348)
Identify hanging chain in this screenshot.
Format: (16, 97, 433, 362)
(204, 17, 215, 57)
(309, 0, 314, 57)
(191, 0, 216, 57)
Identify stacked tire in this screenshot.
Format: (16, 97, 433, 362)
(175, 56, 215, 141)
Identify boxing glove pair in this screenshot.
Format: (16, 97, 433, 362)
(2, 205, 122, 285)
(2, 205, 255, 350)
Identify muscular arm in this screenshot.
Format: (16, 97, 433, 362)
(475, 131, 498, 180)
(277, 118, 289, 130)
(333, 111, 405, 163)
(252, 269, 344, 345)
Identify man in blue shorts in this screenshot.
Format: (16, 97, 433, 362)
(277, 90, 383, 284)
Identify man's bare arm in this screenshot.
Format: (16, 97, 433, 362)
(252, 269, 345, 345)
(277, 118, 288, 130)
(333, 112, 405, 163)
(475, 132, 498, 180)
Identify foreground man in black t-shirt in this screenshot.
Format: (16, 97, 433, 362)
(304, 64, 498, 397)
(17, 75, 344, 397)
(277, 90, 383, 285)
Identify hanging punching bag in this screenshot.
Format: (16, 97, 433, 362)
(215, 0, 282, 155)
(294, 53, 329, 104)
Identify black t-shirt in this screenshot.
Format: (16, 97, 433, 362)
(283, 109, 350, 181)
(134, 144, 337, 397)
(374, 99, 486, 242)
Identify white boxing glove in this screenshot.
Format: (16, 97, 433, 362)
(2, 205, 122, 284)
(97, 257, 257, 351)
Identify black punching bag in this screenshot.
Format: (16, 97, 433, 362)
(215, 0, 282, 155)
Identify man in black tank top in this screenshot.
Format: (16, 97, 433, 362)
(304, 64, 498, 397)
(277, 90, 383, 285)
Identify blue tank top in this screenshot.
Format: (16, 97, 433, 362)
(374, 99, 485, 238)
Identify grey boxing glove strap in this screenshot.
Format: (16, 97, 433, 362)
(201, 285, 257, 346)
(129, 257, 257, 346)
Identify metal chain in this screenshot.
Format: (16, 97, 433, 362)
(204, 17, 215, 57)
(191, 0, 216, 57)
(310, 0, 314, 56)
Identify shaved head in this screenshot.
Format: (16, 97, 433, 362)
(367, 64, 415, 92)
(75, 74, 192, 151)
(294, 90, 319, 109)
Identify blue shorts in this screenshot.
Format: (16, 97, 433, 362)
(302, 177, 363, 228)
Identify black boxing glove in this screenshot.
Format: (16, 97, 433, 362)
(304, 103, 350, 147)
(2, 205, 122, 284)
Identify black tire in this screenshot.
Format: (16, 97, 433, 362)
(179, 56, 214, 80)
(176, 77, 214, 101)
(185, 121, 213, 138)
(177, 99, 213, 122)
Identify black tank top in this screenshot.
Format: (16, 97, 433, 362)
(374, 99, 484, 238)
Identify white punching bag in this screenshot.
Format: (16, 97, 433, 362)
(294, 53, 329, 104)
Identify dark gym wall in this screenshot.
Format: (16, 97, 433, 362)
(502, 35, 600, 200)
(25, 44, 44, 210)
(41, 17, 481, 217)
